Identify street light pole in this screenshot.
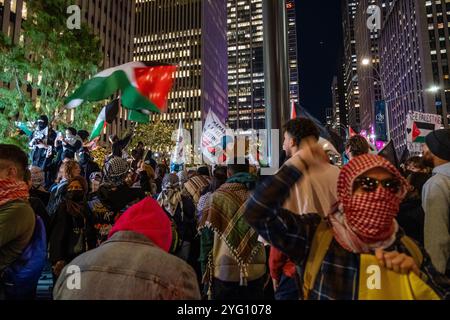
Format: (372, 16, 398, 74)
(263, 0, 290, 165)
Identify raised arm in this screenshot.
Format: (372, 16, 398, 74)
(244, 156, 322, 265)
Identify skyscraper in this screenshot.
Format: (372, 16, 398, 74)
(227, 0, 299, 131)
(341, 0, 361, 132)
(379, 0, 437, 151)
(227, 0, 264, 131)
(355, 0, 383, 133)
(424, 0, 450, 128)
(286, 0, 300, 105)
(134, 0, 228, 130)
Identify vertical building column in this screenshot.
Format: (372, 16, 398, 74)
(263, 0, 290, 153)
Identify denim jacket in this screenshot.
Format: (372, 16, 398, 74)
(53, 231, 201, 300)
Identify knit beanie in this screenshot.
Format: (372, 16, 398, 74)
(425, 129, 450, 161)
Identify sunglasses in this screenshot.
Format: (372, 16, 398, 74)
(353, 176, 402, 194)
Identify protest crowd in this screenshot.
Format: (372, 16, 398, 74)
(1, 115, 450, 300)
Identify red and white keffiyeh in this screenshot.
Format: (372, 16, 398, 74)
(0, 179, 29, 207)
(329, 154, 408, 253)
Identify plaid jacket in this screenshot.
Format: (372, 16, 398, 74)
(244, 161, 450, 300)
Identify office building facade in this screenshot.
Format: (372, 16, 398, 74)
(286, 0, 300, 105)
(227, 0, 264, 130)
(227, 0, 299, 131)
(379, 0, 436, 151)
(135, 0, 228, 130)
(341, 0, 361, 132)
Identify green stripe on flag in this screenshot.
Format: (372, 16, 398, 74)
(128, 110, 150, 123)
(413, 136, 426, 144)
(65, 70, 161, 115)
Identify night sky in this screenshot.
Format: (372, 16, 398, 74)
(296, 0, 343, 123)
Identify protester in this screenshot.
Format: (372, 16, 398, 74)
(59, 127, 83, 154)
(108, 132, 133, 159)
(24, 169, 51, 234)
(270, 118, 340, 300)
(43, 139, 64, 189)
(199, 160, 266, 300)
(47, 160, 81, 216)
(0, 145, 36, 274)
(88, 172, 102, 196)
(402, 156, 430, 176)
(422, 129, 450, 277)
(48, 176, 94, 281)
(155, 164, 169, 194)
(197, 166, 227, 223)
(133, 160, 157, 196)
(144, 150, 158, 171)
(244, 145, 450, 300)
(29, 115, 56, 169)
(397, 172, 430, 246)
(78, 148, 101, 186)
(53, 197, 201, 300)
(157, 173, 197, 262)
(344, 135, 370, 161)
(183, 166, 211, 206)
(88, 157, 145, 246)
(29, 166, 50, 206)
(0, 145, 44, 300)
(131, 142, 145, 171)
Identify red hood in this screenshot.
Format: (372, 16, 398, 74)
(108, 197, 172, 252)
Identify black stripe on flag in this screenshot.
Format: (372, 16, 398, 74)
(415, 122, 435, 131)
(105, 99, 120, 124)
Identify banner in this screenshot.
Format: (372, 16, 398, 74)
(201, 110, 227, 164)
(406, 111, 442, 154)
(375, 100, 388, 141)
(170, 119, 185, 172)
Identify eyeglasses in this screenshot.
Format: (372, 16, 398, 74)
(353, 176, 402, 194)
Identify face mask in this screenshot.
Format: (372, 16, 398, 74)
(67, 190, 84, 203)
(344, 187, 401, 242)
(38, 122, 46, 131)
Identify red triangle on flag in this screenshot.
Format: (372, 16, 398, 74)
(349, 127, 357, 137)
(412, 122, 421, 141)
(134, 65, 177, 113)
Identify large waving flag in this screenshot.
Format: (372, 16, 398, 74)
(65, 62, 177, 117)
(89, 99, 120, 140)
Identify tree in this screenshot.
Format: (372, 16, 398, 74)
(128, 120, 176, 161)
(0, 0, 102, 148)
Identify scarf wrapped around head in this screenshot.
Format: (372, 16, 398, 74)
(103, 157, 129, 186)
(157, 173, 182, 216)
(329, 154, 408, 253)
(184, 175, 211, 204)
(0, 179, 29, 207)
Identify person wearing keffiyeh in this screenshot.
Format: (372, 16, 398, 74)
(199, 160, 266, 300)
(244, 142, 450, 300)
(0, 145, 36, 276)
(157, 174, 197, 264)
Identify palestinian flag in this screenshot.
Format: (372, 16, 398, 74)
(89, 99, 120, 140)
(65, 62, 177, 117)
(349, 127, 357, 137)
(411, 121, 435, 143)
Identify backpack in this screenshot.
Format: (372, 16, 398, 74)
(300, 220, 438, 300)
(1, 215, 47, 299)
